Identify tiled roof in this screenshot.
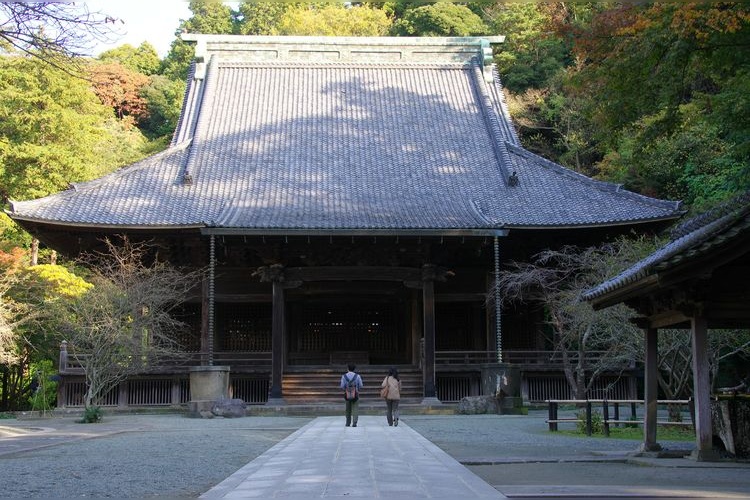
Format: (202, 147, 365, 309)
(7, 36, 681, 234)
(582, 191, 750, 303)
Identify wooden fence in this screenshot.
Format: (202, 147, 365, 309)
(546, 399, 694, 436)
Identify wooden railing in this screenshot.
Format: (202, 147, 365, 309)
(546, 399, 694, 436)
(436, 350, 635, 367)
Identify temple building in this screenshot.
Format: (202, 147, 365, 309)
(6, 36, 682, 408)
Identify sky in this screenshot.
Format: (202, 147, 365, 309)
(85, 1, 193, 57)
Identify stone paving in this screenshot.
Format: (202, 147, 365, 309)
(200, 415, 506, 499)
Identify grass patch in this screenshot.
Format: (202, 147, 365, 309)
(557, 425, 694, 441)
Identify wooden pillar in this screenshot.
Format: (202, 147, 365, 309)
(642, 327, 661, 452)
(269, 276, 285, 402)
(691, 313, 718, 460)
(420, 264, 444, 405)
(411, 289, 421, 366)
(256, 264, 294, 406)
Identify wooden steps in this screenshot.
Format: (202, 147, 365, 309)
(281, 366, 424, 404)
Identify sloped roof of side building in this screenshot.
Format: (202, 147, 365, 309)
(7, 36, 682, 235)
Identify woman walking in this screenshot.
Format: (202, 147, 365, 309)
(381, 367, 402, 426)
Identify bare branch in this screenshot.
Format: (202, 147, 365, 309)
(0, 2, 124, 68)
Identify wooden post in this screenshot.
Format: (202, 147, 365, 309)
(422, 265, 437, 401)
(269, 277, 285, 402)
(691, 314, 718, 460)
(642, 327, 661, 452)
(603, 400, 610, 437)
(548, 401, 558, 432)
(614, 402, 620, 428)
(586, 401, 592, 436)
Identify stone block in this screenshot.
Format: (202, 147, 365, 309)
(457, 395, 500, 415)
(212, 398, 247, 418)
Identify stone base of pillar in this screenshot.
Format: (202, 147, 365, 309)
(638, 441, 663, 453)
(420, 396, 442, 407)
(265, 397, 287, 407)
(187, 400, 216, 418)
(690, 448, 722, 462)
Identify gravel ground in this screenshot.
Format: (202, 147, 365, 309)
(1, 410, 748, 499)
(0, 414, 311, 499)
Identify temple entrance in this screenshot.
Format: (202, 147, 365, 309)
(287, 298, 410, 366)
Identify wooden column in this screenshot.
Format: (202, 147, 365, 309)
(255, 264, 299, 406)
(691, 313, 718, 460)
(269, 277, 285, 402)
(423, 267, 437, 400)
(642, 327, 661, 452)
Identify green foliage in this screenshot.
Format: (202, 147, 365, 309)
(237, 2, 292, 35)
(392, 2, 488, 36)
(576, 408, 603, 434)
(0, 56, 154, 217)
(98, 42, 161, 75)
(0, 57, 109, 203)
(138, 76, 186, 139)
(278, 4, 392, 36)
(28, 359, 57, 412)
(488, 3, 570, 92)
(161, 0, 235, 82)
(15, 264, 92, 301)
(78, 405, 102, 423)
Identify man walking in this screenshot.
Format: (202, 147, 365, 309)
(340, 364, 363, 427)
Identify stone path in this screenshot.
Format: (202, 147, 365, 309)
(200, 415, 506, 499)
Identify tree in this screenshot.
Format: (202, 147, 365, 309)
(0, 57, 110, 203)
(0, 2, 123, 66)
(236, 2, 292, 35)
(50, 238, 201, 414)
(161, 0, 235, 82)
(98, 42, 161, 76)
(485, 3, 571, 93)
(493, 239, 657, 399)
(138, 75, 187, 140)
(88, 61, 150, 121)
(277, 3, 392, 36)
(391, 2, 488, 37)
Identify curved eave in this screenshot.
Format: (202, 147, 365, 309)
(202, 227, 509, 237)
(5, 212, 205, 232)
(587, 274, 660, 310)
(502, 214, 683, 231)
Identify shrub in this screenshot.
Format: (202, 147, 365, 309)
(576, 408, 603, 434)
(78, 406, 103, 423)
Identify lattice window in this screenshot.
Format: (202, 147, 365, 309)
(292, 302, 399, 353)
(435, 303, 480, 350)
(216, 303, 272, 351)
(172, 303, 202, 352)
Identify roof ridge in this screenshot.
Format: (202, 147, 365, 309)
(171, 61, 198, 146)
(181, 54, 221, 185)
(469, 58, 514, 187)
(669, 190, 750, 239)
(217, 61, 471, 69)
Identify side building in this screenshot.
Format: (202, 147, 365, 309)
(6, 36, 682, 408)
